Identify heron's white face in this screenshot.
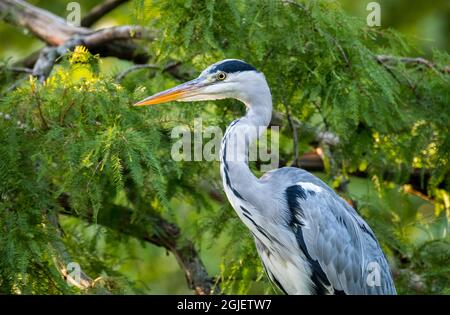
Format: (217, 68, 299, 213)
(134, 59, 269, 107)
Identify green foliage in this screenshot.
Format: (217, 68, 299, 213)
(144, 0, 449, 293)
(0, 47, 211, 293)
(0, 0, 449, 294)
(357, 187, 449, 294)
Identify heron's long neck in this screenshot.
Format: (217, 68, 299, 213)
(220, 92, 272, 201)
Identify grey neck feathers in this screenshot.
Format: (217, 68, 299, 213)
(220, 86, 273, 200)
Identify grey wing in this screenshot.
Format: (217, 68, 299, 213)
(281, 171, 396, 295)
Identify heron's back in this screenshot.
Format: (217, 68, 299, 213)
(242, 167, 397, 294)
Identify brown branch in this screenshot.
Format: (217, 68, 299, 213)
(0, 0, 89, 45)
(1, 0, 152, 75)
(0, 1, 148, 46)
(57, 193, 219, 295)
(31, 25, 153, 81)
(83, 25, 152, 45)
(81, 0, 129, 27)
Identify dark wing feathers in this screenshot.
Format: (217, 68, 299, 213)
(285, 183, 396, 295)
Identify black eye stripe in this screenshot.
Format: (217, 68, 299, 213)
(209, 60, 257, 74)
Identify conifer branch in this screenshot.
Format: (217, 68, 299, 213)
(57, 193, 220, 295)
(47, 212, 108, 293)
(376, 55, 450, 74)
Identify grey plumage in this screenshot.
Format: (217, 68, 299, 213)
(135, 59, 397, 295)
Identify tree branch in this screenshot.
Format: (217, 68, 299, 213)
(11, 0, 132, 68)
(0, 0, 89, 45)
(116, 63, 160, 82)
(283, 150, 447, 197)
(1, 0, 152, 74)
(13, 48, 41, 69)
(81, 0, 130, 27)
(31, 25, 153, 81)
(47, 212, 107, 292)
(83, 25, 152, 45)
(57, 193, 219, 295)
(270, 110, 448, 196)
(0, 65, 33, 74)
(115, 61, 185, 82)
(376, 54, 450, 74)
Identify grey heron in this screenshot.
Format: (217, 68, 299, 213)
(134, 59, 397, 295)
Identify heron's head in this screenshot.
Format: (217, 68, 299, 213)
(134, 59, 270, 107)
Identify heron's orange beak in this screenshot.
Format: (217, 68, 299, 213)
(134, 77, 205, 106)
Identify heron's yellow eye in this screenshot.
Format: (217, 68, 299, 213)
(216, 72, 227, 81)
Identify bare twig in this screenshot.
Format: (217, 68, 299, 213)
(116, 63, 160, 82)
(376, 55, 450, 75)
(12, 0, 132, 69)
(281, 0, 306, 10)
(115, 61, 185, 82)
(81, 0, 130, 27)
(1, 66, 33, 74)
(376, 55, 425, 102)
(13, 49, 42, 69)
(32, 44, 67, 82)
(161, 61, 189, 80)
